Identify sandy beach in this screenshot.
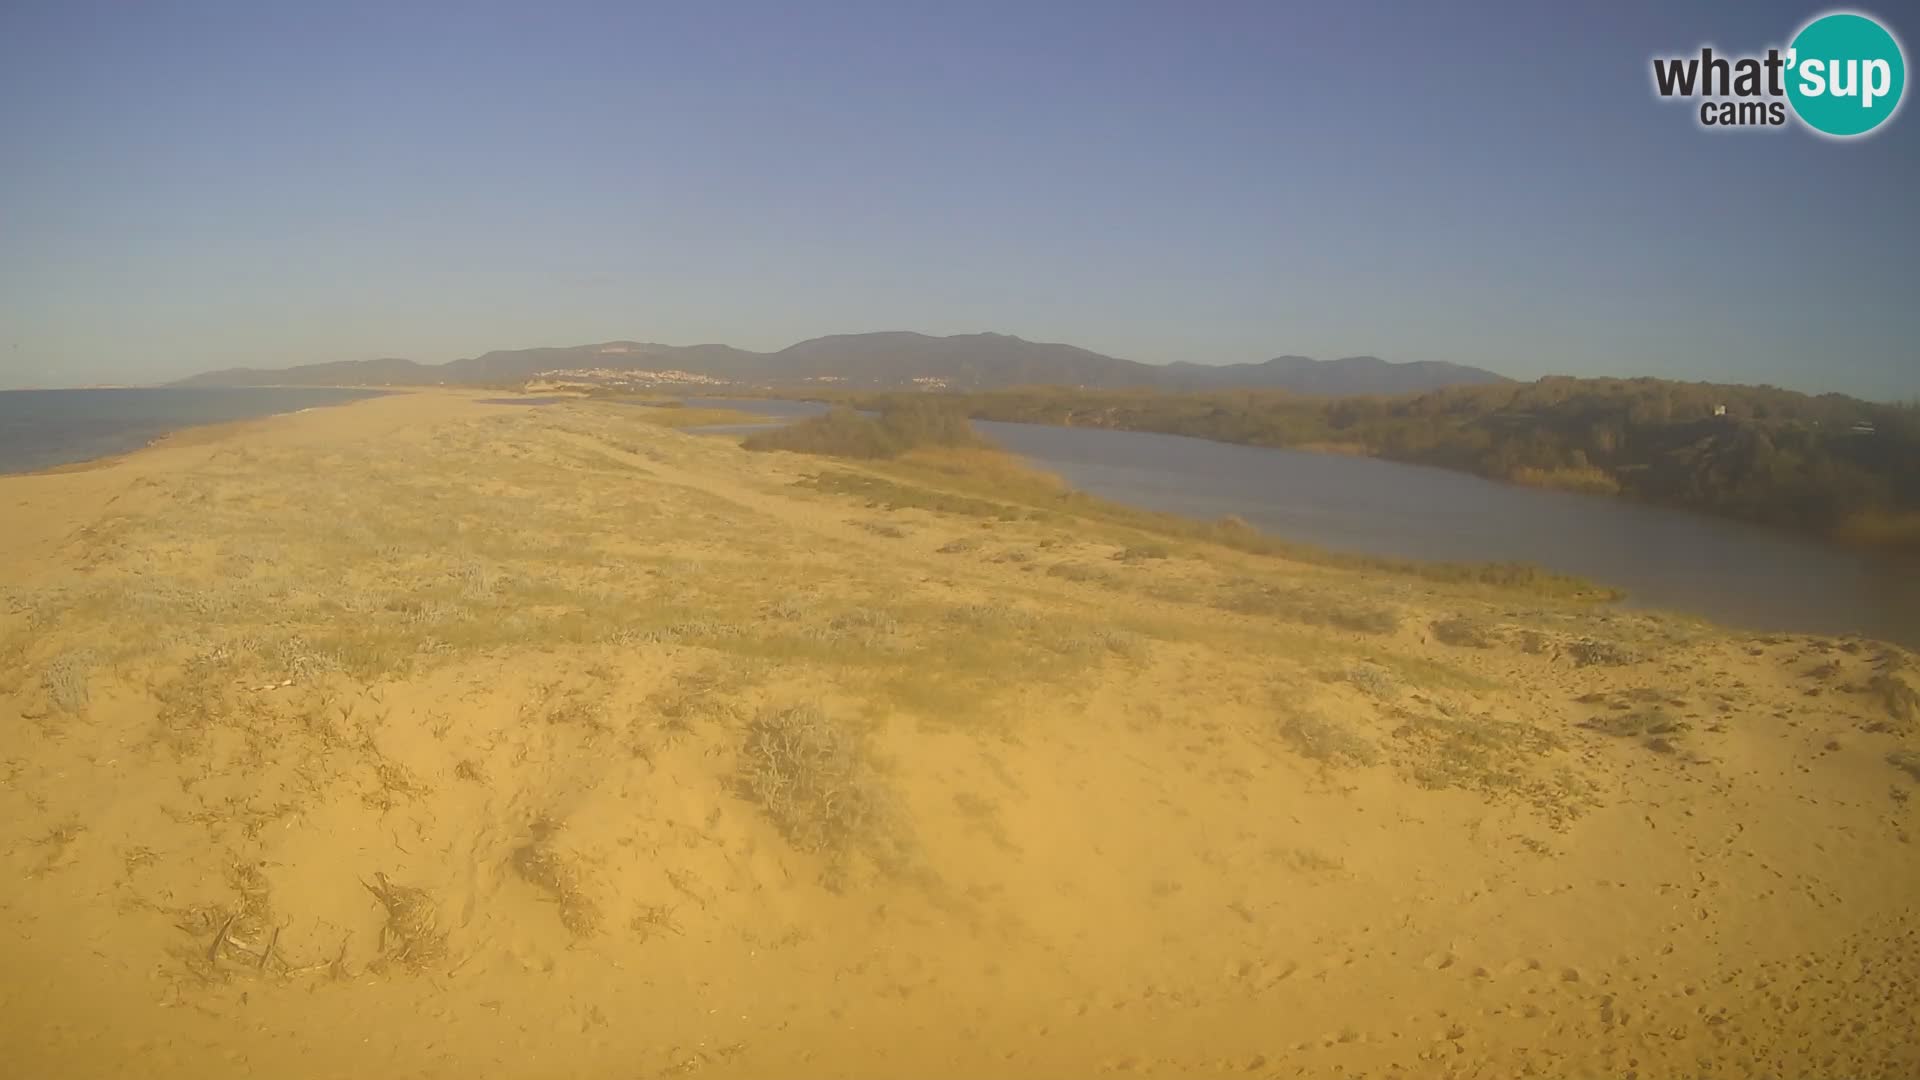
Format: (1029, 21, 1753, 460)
(2, 390, 1916, 1078)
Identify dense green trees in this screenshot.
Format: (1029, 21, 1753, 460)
(832, 379, 1920, 547)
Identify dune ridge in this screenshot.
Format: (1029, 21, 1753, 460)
(1, 390, 1915, 1078)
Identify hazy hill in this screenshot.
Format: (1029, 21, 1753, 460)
(174, 356, 433, 387)
(772, 332, 1152, 387)
(1162, 354, 1510, 394)
(174, 332, 1510, 394)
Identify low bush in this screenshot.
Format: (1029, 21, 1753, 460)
(1579, 707, 1687, 738)
(737, 704, 907, 867)
(1567, 638, 1637, 667)
(1222, 585, 1400, 635)
(743, 401, 986, 460)
(1278, 711, 1379, 766)
(41, 651, 94, 713)
(1871, 670, 1919, 732)
(1431, 616, 1496, 648)
(1044, 561, 1111, 584)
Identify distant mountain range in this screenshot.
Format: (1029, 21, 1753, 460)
(174, 332, 1511, 396)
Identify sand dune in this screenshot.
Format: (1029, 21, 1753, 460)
(1, 391, 1916, 1078)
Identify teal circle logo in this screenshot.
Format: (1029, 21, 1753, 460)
(1787, 12, 1906, 137)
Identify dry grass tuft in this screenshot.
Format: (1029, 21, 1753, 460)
(1579, 707, 1689, 740)
(363, 754, 431, 811)
(1223, 585, 1400, 635)
(41, 650, 94, 712)
(1283, 847, 1347, 873)
(943, 602, 1037, 630)
(1278, 710, 1380, 766)
(1870, 669, 1919, 732)
(808, 608, 900, 650)
(738, 704, 909, 870)
(1090, 627, 1150, 660)
(1388, 704, 1573, 814)
(1344, 664, 1398, 697)
(362, 872, 447, 972)
(801, 471, 1032, 521)
(511, 821, 602, 937)
(1566, 638, 1637, 667)
(630, 902, 685, 943)
(177, 861, 283, 977)
(29, 819, 85, 877)
(1431, 616, 1496, 648)
(1044, 561, 1113, 585)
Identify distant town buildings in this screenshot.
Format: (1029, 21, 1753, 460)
(517, 367, 961, 392)
(525, 367, 730, 391)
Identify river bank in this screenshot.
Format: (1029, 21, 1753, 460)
(803, 385, 1920, 558)
(690, 398, 1920, 646)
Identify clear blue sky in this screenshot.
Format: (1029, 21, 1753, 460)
(1, 1, 1915, 397)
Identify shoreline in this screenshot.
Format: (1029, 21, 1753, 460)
(0, 390, 489, 585)
(0, 385, 398, 478)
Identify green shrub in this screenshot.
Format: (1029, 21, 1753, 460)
(743, 401, 986, 460)
(742, 408, 900, 458)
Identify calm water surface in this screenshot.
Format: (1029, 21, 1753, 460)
(696, 399, 1919, 644)
(0, 387, 385, 474)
